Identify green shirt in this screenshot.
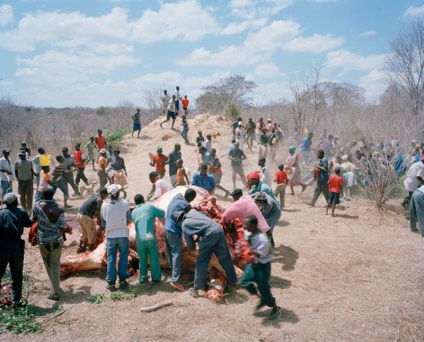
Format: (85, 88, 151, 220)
(131, 204, 165, 241)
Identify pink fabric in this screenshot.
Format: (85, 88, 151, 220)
(286, 153, 302, 185)
(222, 195, 270, 233)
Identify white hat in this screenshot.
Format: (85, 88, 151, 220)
(3, 193, 20, 205)
(107, 184, 122, 195)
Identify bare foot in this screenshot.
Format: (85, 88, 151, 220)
(332, 214, 336, 217)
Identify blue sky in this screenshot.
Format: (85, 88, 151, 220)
(0, 0, 423, 108)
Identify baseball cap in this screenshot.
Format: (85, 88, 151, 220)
(3, 193, 20, 205)
(107, 184, 122, 195)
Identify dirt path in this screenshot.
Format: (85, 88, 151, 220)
(2, 114, 424, 341)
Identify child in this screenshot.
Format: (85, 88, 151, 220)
(326, 167, 344, 217)
(273, 164, 288, 209)
(181, 95, 189, 115)
(173, 159, 190, 186)
(35, 166, 51, 203)
(203, 134, 212, 152)
(181, 114, 189, 144)
(196, 131, 204, 148)
(240, 215, 281, 320)
(85, 137, 98, 171)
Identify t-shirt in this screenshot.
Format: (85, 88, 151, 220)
(132, 112, 141, 124)
(168, 150, 182, 176)
(404, 161, 424, 192)
(153, 179, 174, 199)
(317, 158, 329, 185)
(203, 140, 212, 153)
(79, 195, 101, 217)
(198, 152, 212, 166)
(211, 156, 222, 175)
(95, 135, 105, 150)
(15, 159, 33, 181)
(0, 206, 32, 246)
(152, 154, 168, 173)
(328, 174, 344, 193)
(74, 150, 86, 169)
(260, 166, 272, 186)
(247, 120, 256, 134)
(300, 137, 312, 152)
(167, 99, 175, 112)
(196, 136, 205, 146)
(101, 199, 131, 238)
(181, 98, 189, 108)
(229, 149, 245, 166)
(111, 156, 125, 171)
(38, 170, 51, 191)
(161, 94, 170, 105)
(51, 164, 64, 183)
(132, 204, 165, 239)
(98, 156, 107, 171)
(274, 170, 288, 185)
(191, 172, 216, 192)
(62, 154, 75, 171)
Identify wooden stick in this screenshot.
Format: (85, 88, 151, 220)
(140, 300, 173, 313)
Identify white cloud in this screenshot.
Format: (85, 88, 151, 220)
(403, 5, 424, 18)
(254, 63, 281, 78)
(221, 18, 267, 35)
(360, 30, 377, 37)
(359, 69, 387, 100)
(283, 34, 344, 53)
(229, 0, 292, 20)
(325, 50, 385, 72)
(0, 4, 14, 27)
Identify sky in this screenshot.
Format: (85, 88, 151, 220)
(0, 0, 423, 108)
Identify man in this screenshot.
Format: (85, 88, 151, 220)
(0, 193, 32, 307)
(240, 215, 281, 320)
(174, 86, 182, 115)
(77, 188, 109, 253)
(164, 188, 197, 291)
(222, 189, 270, 234)
(101, 184, 131, 291)
(150, 147, 168, 178)
(0, 149, 14, 199)
(32, 188, 69, 301)
(15, 151, 34, 211)
(300, 131, 315, 168)
(73, 143, 90, 187)
(235, 122, 245, 150)
(258, 157, 272, 186)
(109, 149, 128, 185)
(319, 134, 334, 158)
(268, 126, 279, 161)
(308, 149, 329, 206)
(132, 194, 165, 284)
(51, 155, 71, 208)
(166, 144, 182, 184)
(198, 146, 212, 166)
(246, 117, 256, 151)
(161, 90, 170, 115)
(32, 147, 52, 187)
(131, 108, 141, 138)
(231, 117, 242, 139)
(410, 185, 424, 236)
(181, 95, 189, 115)
(191, 164, 216, 193)
(209, 149, 230, 197)
(176, 209, 238, 298)
(203, 134, 212, 153)
(403, 156, 424, 207)
(95, 129, 106, 163)
(228, 142, 247, 189)
(160, 95, 177, 129)
(147, 171, 174, 201)
(253, 192, 281, 247)
(19, 142, 31, 158)
(61, 147, 80, 196)
(258, 128, 269, 159)
(97, 149, 109, 188)
(84, 137, 97, 171)
(221, 139, 236, 158)
(247, 172, 279, 204)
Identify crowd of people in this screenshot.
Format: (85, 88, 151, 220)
(1, 107, 423, 322)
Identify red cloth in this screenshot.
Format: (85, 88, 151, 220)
(328, 174, 344, 193)
(95, 135, 105, 149)
(152, 154, 168, 173)
(274, 170, 288, 185)
(73, 150, 85, 169)
(248, 171, 260, 179)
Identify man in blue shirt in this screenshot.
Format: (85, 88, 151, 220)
(166, 144, 182, 184)
(164, 188, 197, 291)
(308, 149, 329, 206)
(191, 164, 216, 194)
(300, 131, 315, 167)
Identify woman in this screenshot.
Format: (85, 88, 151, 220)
(32, 188, 70, 300)
(285, 146, 307, 195)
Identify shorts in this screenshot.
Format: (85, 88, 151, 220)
(248, 132, 255, 140)
(167, 110, 176, 120)
(328, 191, 341, 204)
(213, 173, 222, 185)
(231, 165, 245, 178)
(133, 123, 141, 131)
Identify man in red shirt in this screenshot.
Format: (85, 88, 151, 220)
(74, 143, 89, 187)
(181, 95, 189, 115)
(149, 147, 168, 179)
(273, 164, 288, 209)
(326, 167, 344, 217)
(95, 129, 106, 163)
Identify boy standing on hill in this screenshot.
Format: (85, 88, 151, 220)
(131, 108, 142, 139)
(326, 167, 344, 217)
(181, 114, 190, 144)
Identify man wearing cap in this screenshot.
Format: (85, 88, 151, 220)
(166, 144, 182, 184)
(131, 108, 142, 139)
(247, 172, 279, 204)
(101, 184, 131, 291)
(228, 142, 247, 189)
(97, 149, 109, 188)
(175, 208, 238, 298)
(73, 143, 90, 188)
(258, 157, 272, 186)
(222, 189, 270, 234)
(150, 147, 168, 179)
(77, 188, 109, 253)
(253, 192, 281, 247)
(164, 188, 197, 291)
(191, 164, 216, 194)
(0, 149, 14, 199)
(0, 193, 32, 307)
(15, 151, 35, 211)
(61, 147, 80, 197)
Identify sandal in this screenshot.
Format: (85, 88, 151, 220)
(48, 293, 60, 301)
(170, 282, 185, 292)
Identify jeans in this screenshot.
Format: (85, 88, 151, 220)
(35, 173, 40, 188)
(62, 173, 80, 195)
(1, 180, 13, 199)
(240, 262, 275, 308)
(274, 184, 286, 209)
(0, 240, 25, 303)
(165, 231, 182, 283)
(39, 240, 63, 294)
(106, 237, 130, 282)
(75, 168, 88, 186)
(18, 179, 33, 210)
(311, 183, 329, 206)
(181, 125, 189, 143)
(194, 227, 237, 290)
(52, 180, 69, 200)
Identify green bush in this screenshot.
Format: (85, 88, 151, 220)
(105, 128, 131, 142)
(223, 103, 241, 119)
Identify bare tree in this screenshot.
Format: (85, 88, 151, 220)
(386, 19, 424, 116)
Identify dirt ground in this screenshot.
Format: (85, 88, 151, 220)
(2, 114, 424, 341)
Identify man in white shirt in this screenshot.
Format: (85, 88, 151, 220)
(160, 90, 170, 115)
(258, 157, 272, 186)
(174, 86, 182, 115)
(101, 184, 132, 291)
(0, 149, 14, 199)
